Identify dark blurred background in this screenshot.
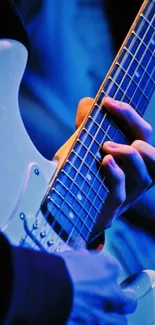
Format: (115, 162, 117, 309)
(14, 0, 154, 159)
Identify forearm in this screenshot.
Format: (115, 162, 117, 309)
(0, 233, 73, 325)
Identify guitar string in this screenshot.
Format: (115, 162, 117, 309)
(71, 10, 155, 245)
(65, 1, 155, 247)
(28, 0, 155, 250)
(43, 0, 155, 249)
(44, 0, 155, 249)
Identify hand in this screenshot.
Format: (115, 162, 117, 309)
(75, 97, 155, 230)
(61, 250, 137, 325)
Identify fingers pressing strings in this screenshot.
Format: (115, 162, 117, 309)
(102, 97, 152, 143)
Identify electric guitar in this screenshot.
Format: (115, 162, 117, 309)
(0, 0, 155, 323)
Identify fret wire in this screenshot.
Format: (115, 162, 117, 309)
(123, 47, 153, 100)
(79, 130, 112, 148)
(141, 13, 155, 31)
(69, 121, 130, 246)
(86, 3, 155, 228)
(117, 52, 153, 103)
(71, 50, 155, 243)
(108, 76, 131, 101)
(89, 127, 130, 210)
(114, 2, 154, 95)
(38, 185, 66, 244)
(65, 3, 155, 246)
(57, 177, 101, 215)
(47, 195, 92, 238)
(46, 197, 88, 240)
(47, 138, 109, 226)
(115, 61, 155, 90)
(101, 90, 130, 146)
(112, 62, 153, 117)
(134, 64, 155, 111)
(94, 102, 124, 141)
(66, 133, 111, 243)
(53, 188, 98, 225)
(124, 45, 151, 71)
(87, 117, 112, 141)
(94, 103, 129, 144)
(128, 34, 155, 107)
(42, 0, 155, 246)
(120, 45, 153, 106)
(66, 122, 129, 244)
(62, 2, 155, 246)
(108, 74, 148, 102)
(57, 171, 101, 215)
(132, 30, 154, 55)
(111, 9, 155, 114)
(65, 155, 109, 200)
(42, 173, 99, 246)
(47, 148, 106, 241)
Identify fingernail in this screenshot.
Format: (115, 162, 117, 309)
(108, 157, 117, 167)
(104, 97, 117, 105)
(104, 141, 120, 149)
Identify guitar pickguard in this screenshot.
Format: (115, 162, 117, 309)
(2, 161, 71, 253)
(0, 40, 54, 233)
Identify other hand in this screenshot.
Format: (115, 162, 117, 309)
(61, 250, 137, 325)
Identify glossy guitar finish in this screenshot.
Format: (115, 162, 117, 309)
(121, 270, 155, 324)
(0, 39, 65, 251)
(0, 0, 155, 323)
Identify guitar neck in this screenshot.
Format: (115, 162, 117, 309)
(98, 0, 155, 116)
(42, 0, 155, 247)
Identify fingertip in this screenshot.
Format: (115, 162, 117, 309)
(104, 155, 117, 168)
(102, 96, 117, 107)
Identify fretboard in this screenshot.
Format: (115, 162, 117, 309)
(43, 0, 155, 246)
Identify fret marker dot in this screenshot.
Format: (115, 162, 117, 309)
(135, 71, 140, 78)
(77, 193, 82, 201)
(151, 38, 155, 45)
(69, 212, 74, 219)
(86, 173, 92, 181)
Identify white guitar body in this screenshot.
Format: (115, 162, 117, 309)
(0, 39, 68, 253)
(1, 39, 155, 323)
(121, 270, 155, 325)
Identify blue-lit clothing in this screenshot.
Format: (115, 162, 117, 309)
(0, 233, 72, 325)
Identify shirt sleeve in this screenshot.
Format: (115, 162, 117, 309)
(0, 233, 73, 325)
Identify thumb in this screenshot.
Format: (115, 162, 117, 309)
(75, 97, 94, 129)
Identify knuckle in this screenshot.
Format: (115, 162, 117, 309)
(144, 122, 153, 136)
(112, 172, 126, 205)
(118, 101, 131, 111)
(114, 171, 126, 190)
(127, 146, 138, 159)
(115, 192, 126, 206)
(132, 139, 144, 149)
